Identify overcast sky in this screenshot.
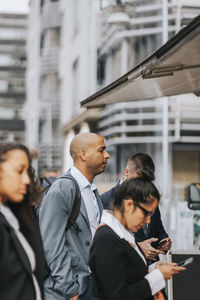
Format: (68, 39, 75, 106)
(0, 0, 29, 13)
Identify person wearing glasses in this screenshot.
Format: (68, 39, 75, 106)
(89, 178, 185, 300)
(100, 153, 171, 263)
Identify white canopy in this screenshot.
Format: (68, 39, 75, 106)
(81, 15, 200, 108)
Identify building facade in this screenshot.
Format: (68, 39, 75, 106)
(94, 1, 200, 246)
(94, 0, 200, 249)
(0, 13, 27, 143)
(27, 0, 100, 174)
(27, 0, 200, 194)
(95, 0, 200, 183)
(27, 0, 200, 248)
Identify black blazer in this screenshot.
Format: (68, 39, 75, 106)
(0, 209, 45, 300)
(89, 225, 153, 300)
(100, 185, 168, 245)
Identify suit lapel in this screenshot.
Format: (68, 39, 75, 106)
(0, 214, 33, 277)
(109, 227, 148, 270)
(94, 189, 103, 216)
(79, 190, 103, 229)
(137, 242, 148, 265)
(122, 238, 148, 269)
(10, 230, 33, 276)
(79, 196, 90, 226)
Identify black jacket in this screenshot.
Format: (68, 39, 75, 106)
(0, 209, 45, 300)
(89, 225, 153, 300)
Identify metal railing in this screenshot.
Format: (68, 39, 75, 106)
(38, 140, 62, 168)
(0, 130, 25, 143)
(40, 47, 59, 75)
(98, 98, 200, 145)
(98, 0, 200, 55)
(40, 92, 60, 119)
(41, 1, 61, 31)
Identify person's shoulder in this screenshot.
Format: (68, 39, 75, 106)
(0, 213, 11, 238)
(100, 185, 117, 200)
(41, 173, 78, 208)
(96, 224, 112, 233)
(91, 225, 126, 257)
(151, 205, 161, 220)
(47, 172, 77, 193)
(0, 213, 8, 226)
(93, 225, 120, 244)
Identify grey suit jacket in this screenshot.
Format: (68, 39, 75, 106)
(39, 170, 103, 300)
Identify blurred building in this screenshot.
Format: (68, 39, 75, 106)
(0, 13, 27, 143)
(93, 0, 200, 193)
(26, 0, 200, 193)
(26, 0, 200, 248)
(27, 0, 100, 174)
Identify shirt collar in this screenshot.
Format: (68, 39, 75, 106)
(101, 210, 136, 247)
(119, 177, 125, 185)
(70, 166, 97, 190)
(0, 203, 19, 231)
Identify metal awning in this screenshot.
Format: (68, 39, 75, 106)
(81, 14, 200, 108)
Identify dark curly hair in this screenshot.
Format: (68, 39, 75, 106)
(0, 143, 42, 225)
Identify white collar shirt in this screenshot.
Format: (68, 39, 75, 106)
(70, 166, 100, 238)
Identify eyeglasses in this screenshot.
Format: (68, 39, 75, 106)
(134, 203, 154, 218)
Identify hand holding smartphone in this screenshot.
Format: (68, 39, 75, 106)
(156, 239, 168, 250)
(177, 257, 194, 267)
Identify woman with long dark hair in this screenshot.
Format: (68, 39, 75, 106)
(0, 143, 45, 300)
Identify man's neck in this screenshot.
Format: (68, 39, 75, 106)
(73, 164, 94, 183)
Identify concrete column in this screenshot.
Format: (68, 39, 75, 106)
(63, 130, 75, 172)
(121, 38, 128, 75)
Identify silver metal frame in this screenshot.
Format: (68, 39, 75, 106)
(167, 250, 200, 300)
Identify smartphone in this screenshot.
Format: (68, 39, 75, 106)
(156, 239, 167, 249)
(177, 257, 194, 267)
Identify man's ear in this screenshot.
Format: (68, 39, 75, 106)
(124, 167, 129, 179)
(80, 149, 88, 161)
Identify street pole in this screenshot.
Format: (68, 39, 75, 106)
(162, 0, 169, 206)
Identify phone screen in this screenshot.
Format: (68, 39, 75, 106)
(177, 257, 194, 267)
(157, 239, 167, 249)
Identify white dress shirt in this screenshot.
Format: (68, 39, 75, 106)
(70, 166, 100, 237)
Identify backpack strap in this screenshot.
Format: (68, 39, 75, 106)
(58, 175, 81, 233)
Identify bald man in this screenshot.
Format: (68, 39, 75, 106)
(39, 133, 110, 300)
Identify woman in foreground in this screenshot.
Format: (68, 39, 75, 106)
(89, 178, 185, 300)
(0, 143, 45, 300)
